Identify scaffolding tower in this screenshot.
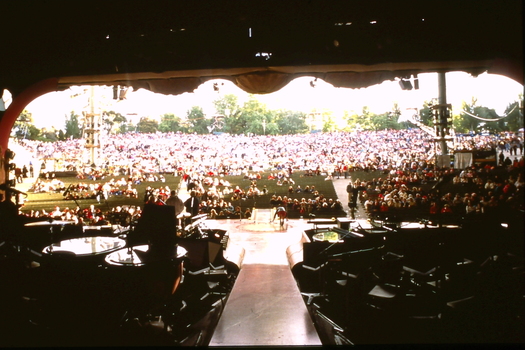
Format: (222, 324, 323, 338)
(82, 112, 101, 166)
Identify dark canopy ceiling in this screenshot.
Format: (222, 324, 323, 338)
(0, 0, 523, 96)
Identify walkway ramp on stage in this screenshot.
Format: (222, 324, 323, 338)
(209, 264, 321, 346)
(209, 215, 321, 346)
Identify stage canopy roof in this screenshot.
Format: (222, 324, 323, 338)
(0, 0, 522, 97)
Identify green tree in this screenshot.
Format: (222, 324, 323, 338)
(238, 96, 272, 135)
(39, 127, 58, 142)
(321, 110, 336, 132)
(26, 124, 42, 140)
(371, 112, 399, 130)
(476, 106, 501, 134)
(213, 94, 241, 117)
(102, 110, 127, 134)
(357, 106, 376, 131)
(454, 98, 500, 134)
(119, 122, 135, 134)
(341, 110, 353, 132)
(275, 110, 308, 134)
(186, 106, 211, 134)
(136, 117, 159, 133)
(213, 94, 243, 134)
(112, 113, 127, 133)
(345, 110, 360, 131)
(503, 95, 523, 131)
(418, 101, 434, 127)
(159, 113, 184, 133)
(64, 111, 82, 139)
(12, 109, 37, 139)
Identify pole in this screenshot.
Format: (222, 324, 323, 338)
(438, 72, 448, 156)
(90, 86, 97, 165)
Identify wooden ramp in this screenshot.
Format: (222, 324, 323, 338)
(209, 264, 321, 346)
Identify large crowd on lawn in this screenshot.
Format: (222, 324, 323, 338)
(15, 129, 523, 177)
(12, 128, 524, 222)
(17, 129, 440, 175)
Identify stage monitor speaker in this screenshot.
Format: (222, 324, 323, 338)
(178, 239, 224, 269)
(208, 241, 222, 265)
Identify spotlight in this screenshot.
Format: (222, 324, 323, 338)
(398, 78, 412, 90)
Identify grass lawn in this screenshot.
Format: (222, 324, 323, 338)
(21, 170, 386, 214)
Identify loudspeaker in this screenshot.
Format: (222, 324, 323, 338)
(399, 79, 413, 90)
(178, 239, 224, 269)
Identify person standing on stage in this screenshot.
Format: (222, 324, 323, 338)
(271, 206, 287, 226)
(346, 180, 354, 207)
(184, 190, 201, 217)
(166, 190, 185, 227)
(166, 190, 184, 217)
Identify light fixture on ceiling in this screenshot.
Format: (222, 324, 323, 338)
(213, 82, 224, 92)
(255, 52, 272, 60)
(398, 75, 419, 90)
(399, 78, 412, 90)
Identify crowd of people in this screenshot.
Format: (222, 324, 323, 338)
(22, 204, 142, 227)
(359, 162, 523, 223)
(10, 128, 523, 223)
(12, 129, 438, 178)
(13, 129, 522, 181)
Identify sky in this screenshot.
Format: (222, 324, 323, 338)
(14, 71, 524, 129)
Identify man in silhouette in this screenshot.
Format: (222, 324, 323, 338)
(166, 190, 184, 226)
(166, 190, 184, 216)
(184, 190, 201, 217)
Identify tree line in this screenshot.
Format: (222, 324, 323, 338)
(12, 93, 523, 142)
